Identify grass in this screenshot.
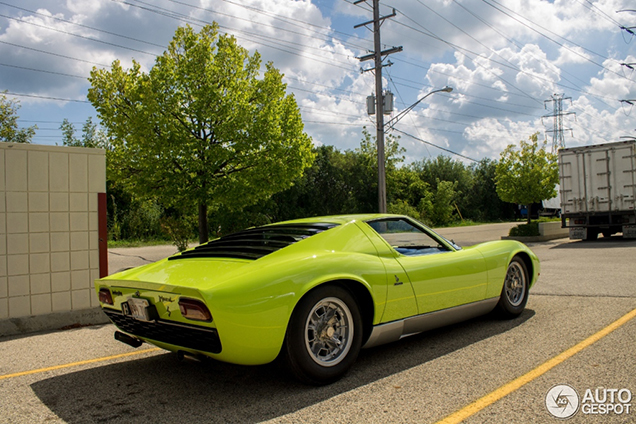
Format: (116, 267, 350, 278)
(107, 238, 174, 248)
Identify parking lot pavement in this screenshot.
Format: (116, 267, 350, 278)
(1, 224, 635, 423)
(108, 244, 182, 275)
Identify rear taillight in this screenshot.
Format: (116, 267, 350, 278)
(179, 298, 213, 322)
(99, 288, 114, 305)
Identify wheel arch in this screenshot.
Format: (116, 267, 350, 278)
(510, 250, 538, 289)
(291, 279, 375, 347)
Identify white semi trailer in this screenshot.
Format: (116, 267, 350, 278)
(559, 140, 636, 240)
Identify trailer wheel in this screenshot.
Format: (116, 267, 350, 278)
(585, 229, 598, 241)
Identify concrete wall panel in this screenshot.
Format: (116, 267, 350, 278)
(0, 142, 106, 324)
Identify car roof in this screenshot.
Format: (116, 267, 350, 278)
(273, 213, 406, 226)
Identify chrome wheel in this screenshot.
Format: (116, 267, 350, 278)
(504, 261, 526, 307)
(304, 297, 353, 367)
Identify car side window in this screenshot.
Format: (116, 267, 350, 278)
(367, 218, 451, 256)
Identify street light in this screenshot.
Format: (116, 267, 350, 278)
(376, 85, 453, 213)
(384, 86, 453, 130)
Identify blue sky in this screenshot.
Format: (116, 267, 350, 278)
(2, 0, 636, 163)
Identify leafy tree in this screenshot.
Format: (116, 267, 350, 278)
(419, 179, 458, 226)
(60, 117, 107, 148)
(356, 126, 405, 212)
(411, 155, 472, 216)
(88, 24, 314, 243)
(388, 199, 421, 221)
(271, 145, 359, 219)
(389, 166, 431, 209)
(495, 133, 558, 224)
(0, 92, 37, 143)
(466, 158, 515, 222)
(60, 119, 77, 146)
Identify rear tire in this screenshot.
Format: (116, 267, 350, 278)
(282, 285, 362, 385)
(496, 256, 529, 319)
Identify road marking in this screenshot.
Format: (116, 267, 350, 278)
(436, 307, 636, 424)
(0, 348, 160, 381)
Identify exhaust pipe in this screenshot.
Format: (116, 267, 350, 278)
(177, 350, 204, 362)
(114, 331, 143, 348)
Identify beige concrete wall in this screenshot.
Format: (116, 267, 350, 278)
(0, 142, 106, 322)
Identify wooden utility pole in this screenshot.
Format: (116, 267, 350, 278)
(355, 0, 401, 213)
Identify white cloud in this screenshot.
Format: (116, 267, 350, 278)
(555, 45, 592, 66)
(1, 0, 636, 156)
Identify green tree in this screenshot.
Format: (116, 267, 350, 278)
(60, 118, 77, 146)
(356, 126, 405, 212)
(388, 199, 421, 221)
(411, 155, 472, 217)
(272, 145, 359, 219)
(419, 179, 458, 226)
(60, 117, 107, 148)
(88, 24, 314, 243)
(495, 133, 558, 224)
(0, 92, 37, 143)
(466, 158, 515, 222)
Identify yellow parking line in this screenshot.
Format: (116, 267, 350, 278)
(436, 307, 636, 424)
(0, 348, 160, 381)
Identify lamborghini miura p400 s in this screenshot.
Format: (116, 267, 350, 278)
(97, 214, 539, 384)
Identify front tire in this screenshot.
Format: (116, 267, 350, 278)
(496, 256, 529, 319)
(283, 285, 362, 385)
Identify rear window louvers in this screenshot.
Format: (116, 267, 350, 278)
(168, 222, 338, 261)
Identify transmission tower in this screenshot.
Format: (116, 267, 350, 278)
(542, 94, 575, 153)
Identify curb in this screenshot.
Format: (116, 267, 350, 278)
(501, 234, 569, 242)
(0, 308, 110, 338)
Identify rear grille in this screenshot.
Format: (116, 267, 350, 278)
(103, 309, 222, 354)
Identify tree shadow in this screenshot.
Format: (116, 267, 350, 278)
(31, 309, 534, 424)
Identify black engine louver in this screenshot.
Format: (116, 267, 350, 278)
(169, 222, 337, 261)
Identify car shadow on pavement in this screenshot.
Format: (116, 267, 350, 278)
(30, 309, 534, 424)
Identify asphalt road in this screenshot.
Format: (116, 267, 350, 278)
(1, 222, 635, 423)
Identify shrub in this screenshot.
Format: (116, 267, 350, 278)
(160, 215, 195, 252)
(509, 222, 539, 237)
(388, 199, 422, 221)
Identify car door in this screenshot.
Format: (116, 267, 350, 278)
(367, 218, 488, 315)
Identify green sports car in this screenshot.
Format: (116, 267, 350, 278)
(97, 214, 539, 384)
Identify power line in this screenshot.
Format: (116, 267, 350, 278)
(0, 40, 109, 67)
(0, 2, 166, 50)
(166, 0, 368, 51)
(0, 62, 86, 79)
(393, 129, 478, 162)
(0, 13, 158, 57)
(481, 0, 628, 81)
(3, 92, 90, 103)
(450, 0, 614, 108)
(391, 11, 543, 106)
(118, 0, 356, 71)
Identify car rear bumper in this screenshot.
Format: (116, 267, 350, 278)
(103, 308, 222, 354)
